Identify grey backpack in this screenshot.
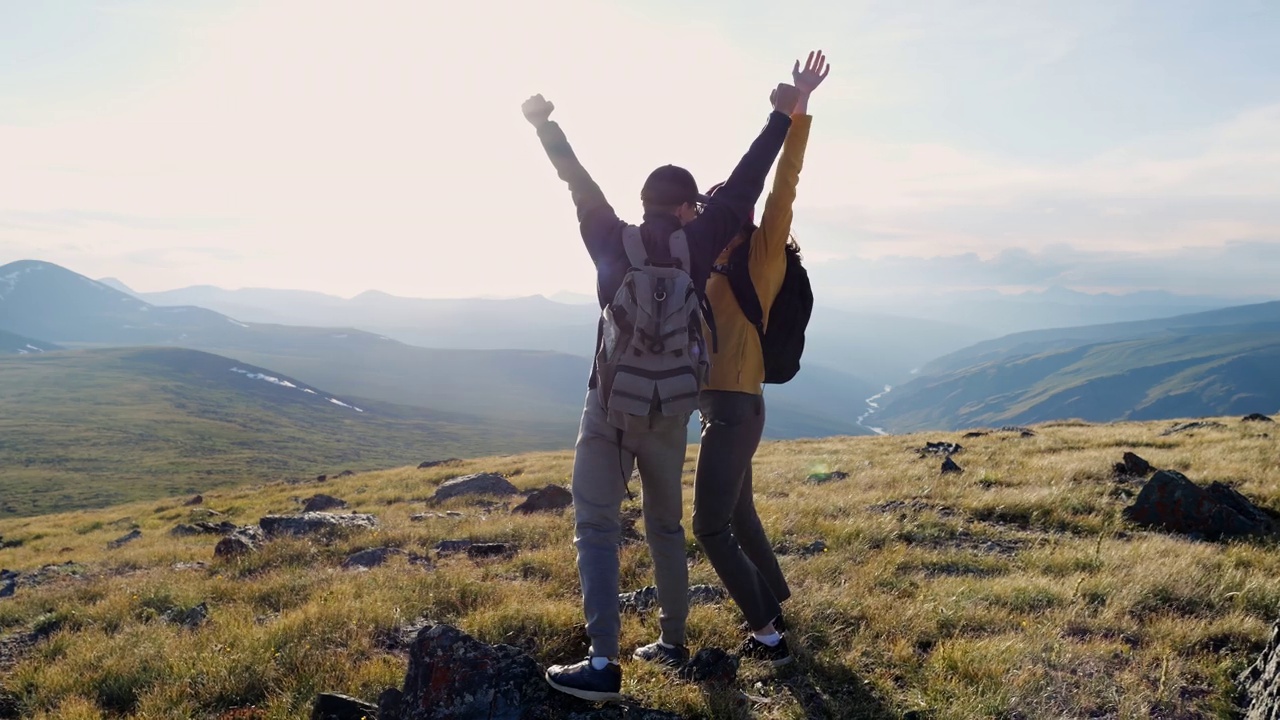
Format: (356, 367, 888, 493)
(596, 225, 710, 430)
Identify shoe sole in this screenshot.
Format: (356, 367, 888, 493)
(545, 672, 623, 702)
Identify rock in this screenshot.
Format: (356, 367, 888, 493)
(1123, 470, 1277, 539)
(303, 494, 348, 513)
(394, 624, 547, 720)
(806, 471, 849, 484)
(1114, 452, 1154, 479)
(0, 688, 18, 718)
(619, 586, 660, 613)
(169, 602, 209, 629)
(918, 441, 963, 457)
(377, 687, 404, 719)
(512, 485, 573, 514)
(434, 539, 473, 556)
(961, 431, 989, 439)
(344, 547, 403, 570)
(678, 647, 739, 684)
(172, 521, 236, 537)
(214, 534, 257, 559)
(688, 584, 728, 606)
(0, 578, 14, 599)
(1243, 413, 1275, 423)
(941, 457, 963, 474)
(1161, 421, 1227, 436)
(620, 507, 644, 546)
(311, 692, 378, 720)
(108, 529, 142, 549)
(316, 474, 328, 483)
(418, 458, 461, 470)
(799, 539, 828, 556)
(1239, 618, 1280, 719)
(259, 513, 378, 538)
(621, 585, 726, 613)
(999, 426, 1035, 435)
(172, 561, 207, 571)
(337, 470, 355, 478)
(432, 473, 519, 502)
(201, 521, 239, 535)
(184, 495, 204, 506)
(466, 543, 516, 559)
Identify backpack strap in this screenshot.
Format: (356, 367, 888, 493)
(622, 226, 649, 268)
(667, 229, 692, 273)
(725, 239, 766, 337)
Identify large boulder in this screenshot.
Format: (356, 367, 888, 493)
(1242, 413, 1275, 423)
(1239, 619, 1280, 719)
(388, 623, 547, 720)
(259, 513, 378, 538)
(1123, 470, 1277, 539)
(432, 473, 519, 502)
(512, 485, 572, 514)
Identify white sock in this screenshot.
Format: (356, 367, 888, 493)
(657, 641, 675, 649)
(590, 656, 617, 670)
(753, 631, 782, 647)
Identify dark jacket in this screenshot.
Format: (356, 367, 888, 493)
(534, 111, 793, 387)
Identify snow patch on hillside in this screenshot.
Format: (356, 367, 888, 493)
(0, 264, 43, 301)
(229, 367, 362, 412)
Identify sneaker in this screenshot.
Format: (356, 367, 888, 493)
(739, 614, 788, 635)
(632, 641, 690, 668)
(739, 634, 793, 668)
(545, 657, 623, 702)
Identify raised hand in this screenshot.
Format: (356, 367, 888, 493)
(521, 94, 555, 127)
(771, 83, 801, 116)
(791, 50, 830, 115)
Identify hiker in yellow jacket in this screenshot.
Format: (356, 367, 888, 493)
(692, 50, 830, 667)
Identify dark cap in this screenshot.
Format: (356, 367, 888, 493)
(641, 165, 709, 207)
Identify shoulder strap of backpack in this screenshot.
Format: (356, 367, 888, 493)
(622, 225, 648, 269)
(726, 240, 765, 336)
(667, 229, 692, 273)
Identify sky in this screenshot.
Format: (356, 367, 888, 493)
(1, 0, 1278, 300)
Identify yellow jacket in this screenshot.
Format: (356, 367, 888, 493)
(704, 114, 812, 395)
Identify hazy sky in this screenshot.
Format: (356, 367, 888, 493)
(2, 0, 1278, 298)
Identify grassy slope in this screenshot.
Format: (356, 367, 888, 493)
(877, 331, 1280, 432)
(2, 417, 1279, 718)
(0, 348, 573, 519)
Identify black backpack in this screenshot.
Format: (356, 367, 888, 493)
(719, 237, 814, 384)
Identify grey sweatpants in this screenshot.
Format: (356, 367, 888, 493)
(692, 390, 792, 631)
(572, 389, 690, 659)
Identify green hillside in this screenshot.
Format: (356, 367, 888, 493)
(0, 347, 566, 519)
(0, 330, 59, 354)
(876, 329, 1280, 431)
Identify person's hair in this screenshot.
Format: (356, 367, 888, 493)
(642, 202, 684, 215)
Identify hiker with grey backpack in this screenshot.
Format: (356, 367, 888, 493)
(521, 80, 799, 701)
(693, 50, 829, 668)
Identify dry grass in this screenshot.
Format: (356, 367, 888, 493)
(1, 418, 1279, 718)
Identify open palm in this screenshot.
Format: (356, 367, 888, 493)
(792, 50, 830, 95)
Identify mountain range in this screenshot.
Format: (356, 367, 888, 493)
(872, 301, 1280, 431)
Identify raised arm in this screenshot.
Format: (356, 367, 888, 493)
(754, 51, 829, 263)
(687, 83, 799, 267)
(522, 95, 624, 260)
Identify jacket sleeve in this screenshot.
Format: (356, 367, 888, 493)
(686, 111, 792, 284)
(534, 120, 625, 264)
(750, 114, 812, 311)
